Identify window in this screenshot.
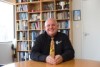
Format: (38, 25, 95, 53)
(0, 1, 14, 42)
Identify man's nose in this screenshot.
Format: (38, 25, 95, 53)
(49, 25, 53, 28)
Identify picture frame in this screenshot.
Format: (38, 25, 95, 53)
(73, 10, 81, 21)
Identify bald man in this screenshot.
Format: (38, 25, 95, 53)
(30, 18, 74, 64)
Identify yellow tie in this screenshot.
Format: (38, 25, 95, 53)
(49, 38, 55, 58)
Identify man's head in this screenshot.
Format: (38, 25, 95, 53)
(45, 18, 58, 37)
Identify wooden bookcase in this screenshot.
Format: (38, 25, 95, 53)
(15, 0, 72, 61)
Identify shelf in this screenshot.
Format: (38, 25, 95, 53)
(15, 0, 72, 61)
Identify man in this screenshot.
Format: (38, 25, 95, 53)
(30, 18, 75, 64)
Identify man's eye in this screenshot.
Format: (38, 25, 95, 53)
(46, 24, 55, 27)
(52, 24, 55, 26)
(47, 25, 50, 27)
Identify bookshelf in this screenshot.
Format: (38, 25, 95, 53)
(15, 0, 72, 61)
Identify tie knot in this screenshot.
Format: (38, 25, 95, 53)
(51, 38, 54, 40)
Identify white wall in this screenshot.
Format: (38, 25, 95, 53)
(73, 0, 100, 61)
(81, 0, 100, 61)
(72, 0, 82, 59)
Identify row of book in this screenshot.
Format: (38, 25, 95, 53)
(30, 31, 40, 41)
(17, 41, 28, 51)
(18, 52, 30, 61)
(56, 11, 70, 19)
(16, 0, 28, 3)
(30, 14, 40, 21)
(17, 31, 28, 40)
(18, 13, 28, 20)
(16, 2, 69, 12)
(17, 11, 69, 21)
(30, 21, 41, 30)
(17, 20, 28, 30)
(17, 0, 39, 3)
(17, 4, 28, 12)
(42, 12, 54, 21)
(42, 3, 54, 10)
(17, 30, 44, 41)
(58, 20, 70, 29)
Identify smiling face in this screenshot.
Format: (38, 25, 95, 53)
(45, 18, 58, 37)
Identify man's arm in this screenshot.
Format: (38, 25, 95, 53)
(30, 37, 47, 62)
(61, 35, 75, 62)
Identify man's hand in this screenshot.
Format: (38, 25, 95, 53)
(46, 55, 56, 64)
(55, 55, 63, 64)
(46, 55, 63, 65)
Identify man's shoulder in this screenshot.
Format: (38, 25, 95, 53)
(57, 32, 68, 37)
(56, 32, 70, 40)
(36, 31, 47, 39)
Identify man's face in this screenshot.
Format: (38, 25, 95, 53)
(45, 19, 58, 37)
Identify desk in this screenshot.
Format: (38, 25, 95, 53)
(3, 59, 100, 67)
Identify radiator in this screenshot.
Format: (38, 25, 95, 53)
(0, 42, 13, 65)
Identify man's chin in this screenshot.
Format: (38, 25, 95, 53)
(48, 33, 56, 37)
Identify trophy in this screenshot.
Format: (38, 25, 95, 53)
(59, 1, 66, 10)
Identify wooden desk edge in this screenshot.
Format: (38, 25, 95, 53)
(3, 59, 100, 67)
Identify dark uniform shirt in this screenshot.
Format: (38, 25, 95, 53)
(30, 31, 75, 62)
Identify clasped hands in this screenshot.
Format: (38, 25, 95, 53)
(46, 55, 63, 65)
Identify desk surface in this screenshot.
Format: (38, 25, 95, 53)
(3, 59, 100, 67)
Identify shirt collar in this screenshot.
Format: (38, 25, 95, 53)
(44, 31, 59, 40)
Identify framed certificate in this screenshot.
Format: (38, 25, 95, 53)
(73, 10, 81, 21)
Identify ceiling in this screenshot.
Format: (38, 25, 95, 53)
(0, 0, 15, 4)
